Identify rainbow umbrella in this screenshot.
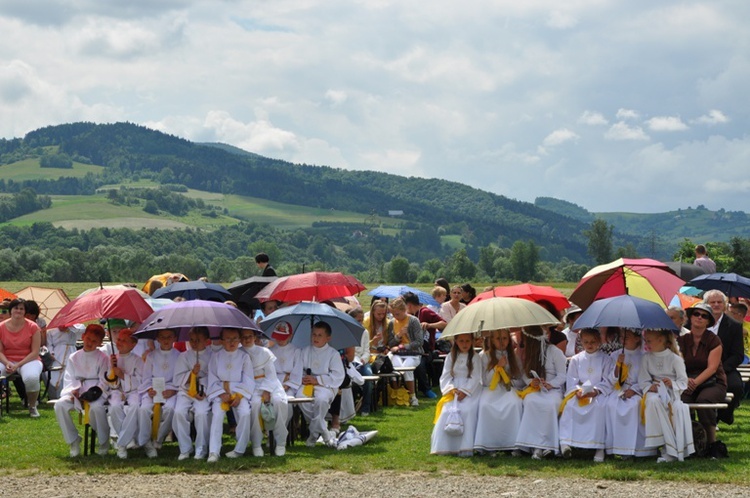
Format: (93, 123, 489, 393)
(570, 258, 685, 310)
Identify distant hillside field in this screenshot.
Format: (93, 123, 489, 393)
(0, 157, 104, 181)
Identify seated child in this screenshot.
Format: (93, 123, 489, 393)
(474, 329, 524, 454)
(135, 328, 180, 458)
(207, 327, 254, 462)
(559, 328, 613, 462)
(240, 328, 288, 457)
(107, 328, 145, 459)
(269, 321, 303, 426)
(328, 346, 365, 435)
(46, 324, 82, 400)
(172, 327, 213, 460)
(639, 328, 694, 462)
(54, 324, 110, 457)
(296, 321, 345, 447)
(431, 332, 481, 457)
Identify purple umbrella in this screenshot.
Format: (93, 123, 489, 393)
(134, 300, 261, 341)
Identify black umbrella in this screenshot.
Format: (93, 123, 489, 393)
(227, 276, 278, 302)
(664, 261, 707, 281)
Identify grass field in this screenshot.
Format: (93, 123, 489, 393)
(0, 157, 104, 181)
(223, 194, 367, 229)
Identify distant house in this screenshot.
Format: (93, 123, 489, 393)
(388, 210, 404, 216)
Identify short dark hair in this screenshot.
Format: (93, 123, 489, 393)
(695, 244, 707, 255)
(22, 299, 40, 319)
(402, 292, 421, 306)
(313, 321, 332, 336)
(8, 298, 26, 312)
(255, 253, 270, 264)
(730, 302, 748, 315)
(189, 326, 211, 340)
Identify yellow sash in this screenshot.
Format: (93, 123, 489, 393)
(151, 402, 162, 440)
(516, 384, 540, 400)
(302, 384, 315, 397)
(188, 372, 198, 398)
(433, 391, 455, 424)
(614, 361, 629, 391)
(254, 374, 266, 380)
(489, 366, 511, 391)
(79, 400, 90, 425)
(558, 390, 592, 416)
(640, 394, 647, 425)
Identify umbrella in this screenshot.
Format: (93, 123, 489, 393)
(255, 271, 366, 303)
(669, 293, 702, 310)
(78, 285, 151, 299)
(260, 301, 365, 350)
(368, 285, 438, 306)
(664, 261, 707, 281)
(441, 297, 561, 339)
(142, 272, 189, 295)
(48, 288, 154, 329)
(569, 258, 685, 310)
(152, 281, 232, 302)
(572, 295, 678, 332)
(227, 276, 278, 300)
(687, 272, 750, 299)
(134, 300, 261, 341)
(679, 285, 703, 297)
(15, 286, 70, 323)
(470, 283, 570, 313)
(0, 288, 17, 301)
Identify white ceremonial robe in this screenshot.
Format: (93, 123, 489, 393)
(559, 350, 613, 450)
(172, 348, 213, 456)
(473, 351, 524, 452)
(638, 349, 695, 461)
(207, 349, 254, 455)
(295, 345, 345, 441)
(242, 345, 288, 451)
(270, 342, 303, 425)
(54, 349, 110, 450)
(515, 345, 567, 454)
(605, 348, 654, 457)
(431, 352, 482, 455)
(133, 348, 180, 446)
(108, 351, 144, 448)
(46, 328, 79, 399)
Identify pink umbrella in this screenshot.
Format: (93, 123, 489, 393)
(48, 288, 154, 329)
(255, 272, 365, 302)
(470, 283, 570, 313)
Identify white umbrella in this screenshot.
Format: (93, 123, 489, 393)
(441, 297, 560, 339)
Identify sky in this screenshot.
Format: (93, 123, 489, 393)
(1, 1, 749, 213)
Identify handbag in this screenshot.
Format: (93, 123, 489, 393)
(371, 354, 394, 375)
(444, 398, 464, 436)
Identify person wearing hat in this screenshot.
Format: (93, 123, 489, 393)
(677, 303, 727, 451)
(562, 305, 583, 358)
(53, 324, 111, 457)
(269, 321, 303, 428)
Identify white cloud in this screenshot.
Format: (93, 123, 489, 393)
(325, 90, 348, 106)
(692, 109, 729, 125)
(547, 11, 578, 29)
(616, 108, 640, 120)
(645, 116, 689, 132)
(578, 111, 608, 126)
(543, 128, 579, 147)
(604, 122, 650, 141)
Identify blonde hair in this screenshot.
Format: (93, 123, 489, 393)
(390, 297, 406, 312)
(367, 301, 391, 345)
(485, 329, 520, 378)
(645, 329, 681, 356)
(431, 286, 447, 299)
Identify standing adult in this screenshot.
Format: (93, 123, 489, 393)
(440, 286, 466, 323)
(704, 289, 744, 424)
(693, 244, 717, 274)
(0, 298, 43, 417)
(255, 252, 277, 277)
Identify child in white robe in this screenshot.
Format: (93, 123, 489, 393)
(639, 328, 694, 462)
(134, 328, 180, 458)
(431, 332, 481, 456)
(241, 328, 288, 457)
(172, 327, 213, 460)
(605, 329, 654, 458)
(514, 325, 568, 459)
(296, 321, 346, 447)
(107, 328, 144, 459)
(46, 325, 82, 400)
(54, 324, 110, 457)
(559, 328, 613, 462)
(269, 323, 303, 426)
(474, 329, 524, 454)
(207, 328, 255, 462)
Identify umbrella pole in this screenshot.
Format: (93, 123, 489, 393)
(104, 318, 118, 383)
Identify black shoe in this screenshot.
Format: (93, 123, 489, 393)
(718, 409, 735, 425)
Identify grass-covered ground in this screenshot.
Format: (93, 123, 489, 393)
(0, 157, 105, 182)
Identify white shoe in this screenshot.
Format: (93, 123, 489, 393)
(96, 443, 110, 456)
(69, 440, 81, 458)
(657, 455, 677, 463)
(226, 450, 243, 458)
(126, 440, 140, 450)
(29, 405, 40, 418)
(144, 441, 158, 458)
(117, 447, 128, 460)
(330, 427, 341, 437)
(561, 445, 572, 459)
(194, 452, 206, 460)
(531, 448, 543, 460)
(593, 449, 605, 463)
(207, 453, 219, 463)
(252, 447, 264, 457)
(305, 434, 318, 447)
(274, 445, 286, 457)
(511, 449, 525, 458)
(178, 452, 191, 461)
(409, 396, 419, 407)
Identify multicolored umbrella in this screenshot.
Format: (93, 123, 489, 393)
(48, 288, 154, 329)
(470, 283, 570, 313)
(441, 297, 560, 339)
(569, 258, 685, 310)
(255, 271, 365, 303)
(687, 272, 750, 299)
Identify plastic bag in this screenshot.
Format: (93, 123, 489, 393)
(444, 398, 464, 436)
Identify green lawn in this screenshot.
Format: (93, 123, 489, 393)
(0, 157, 104, 181)
(223, 194, 366, 229)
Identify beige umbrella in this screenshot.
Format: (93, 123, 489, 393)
(441, 297, 561, 339)
(15, 286, 70, 324)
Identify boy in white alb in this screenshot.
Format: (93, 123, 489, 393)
(296, 321, 345, 447)
(172, 327, 213, 460)
(269, 321, 303, 426)
(108, 328, 144, 459)
(135, 328, 180, 458)
(46, 324, 83, 400)
(54, 324, 110, 457)
(241, 328, 289, 456)
(207, 328, 255, 462)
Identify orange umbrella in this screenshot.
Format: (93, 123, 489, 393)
(0, 288, 17, 301)
(15, 286, 70, 324)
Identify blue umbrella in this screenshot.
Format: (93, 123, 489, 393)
(368, 285, 438, 306)
(260, 301, 365, 350)
(152, 281, 232, 302)
(572, 295, 678, 331)
(134, 300, 261, 341)
(687, 272, 750, 299)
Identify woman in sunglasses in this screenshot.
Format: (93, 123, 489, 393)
(676, 302, 727, 451)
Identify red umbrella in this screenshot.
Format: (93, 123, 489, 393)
(470, 283, 570, 313)
(48, 288, 154, 329)
(569, 258, 684, 310)
(254, 271, 366, 302)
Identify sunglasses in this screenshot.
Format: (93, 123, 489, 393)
(692, 312, 711, 320)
